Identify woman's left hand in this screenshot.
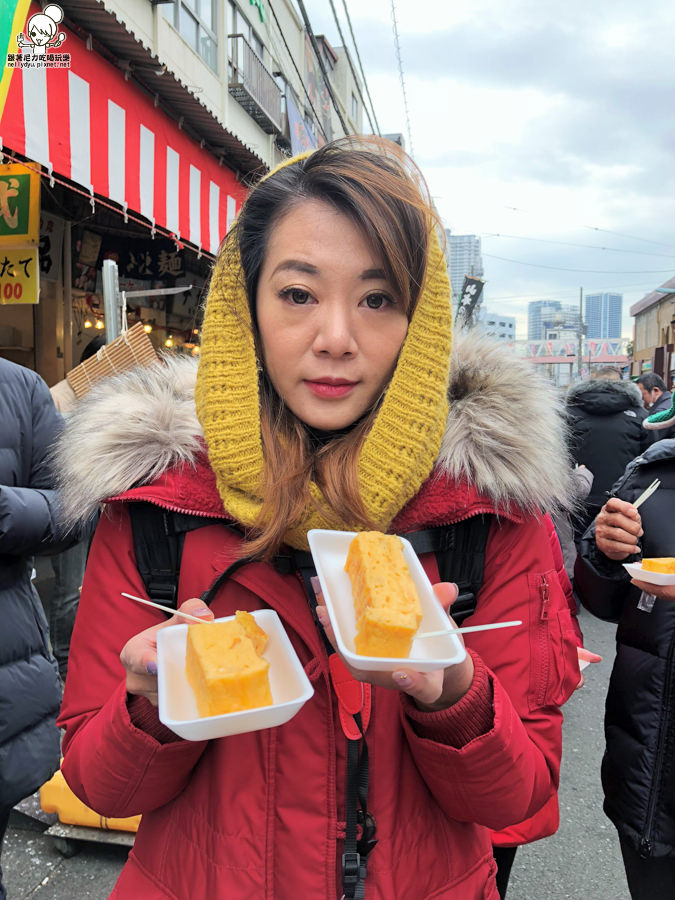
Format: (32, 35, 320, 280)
(315, 581, 475, 711)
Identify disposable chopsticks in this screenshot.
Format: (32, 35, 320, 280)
(633, 478, 660, 510)
(121, 592, 213, 624)
(416, 619, 522, 639)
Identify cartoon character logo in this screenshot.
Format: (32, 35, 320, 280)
(16, 4, 66, 58)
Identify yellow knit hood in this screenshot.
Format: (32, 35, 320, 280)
(195, 149, 452, 550)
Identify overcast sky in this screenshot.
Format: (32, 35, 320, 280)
(302, 0, 675, 340)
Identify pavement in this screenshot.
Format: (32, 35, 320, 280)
(4, 583, 630, 899)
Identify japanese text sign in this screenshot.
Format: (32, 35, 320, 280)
(0, 162, 40, 245)
(0, 246, 39, 304)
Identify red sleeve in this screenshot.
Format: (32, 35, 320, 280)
(57, 504, 207, 817)
(545, 512, 584, 646)
(400, 514, 579, 831)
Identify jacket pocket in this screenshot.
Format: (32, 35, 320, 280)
(527, 570, 580, 711)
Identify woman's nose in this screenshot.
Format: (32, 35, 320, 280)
(312, 304, 357, 356)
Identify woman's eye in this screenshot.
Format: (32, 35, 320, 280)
(363, 293, 391, 310)
(281, 288, 312, 305)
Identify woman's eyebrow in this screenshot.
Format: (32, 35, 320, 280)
(271, 261, 387, 281)
(360, 268, 386, 281)
(272, 259, 318, 276)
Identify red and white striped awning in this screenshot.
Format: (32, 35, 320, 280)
(1, 3, 247, 254)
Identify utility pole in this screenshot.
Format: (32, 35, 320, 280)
(577, 286, 584, 379)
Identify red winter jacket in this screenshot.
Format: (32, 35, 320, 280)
(58, 451, 580, 900)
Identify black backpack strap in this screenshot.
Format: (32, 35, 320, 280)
(128, 502, 226, 611)
(401, 515, 493, 626)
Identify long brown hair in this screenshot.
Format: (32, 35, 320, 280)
(232, 136, 438, 559)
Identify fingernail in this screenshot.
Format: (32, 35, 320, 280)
(310, 576, 321, 595)
(639, 529, 644, 537)
(146, 661, 158, 675)
(316, 608, 328, 626)
(393, 671, 411, 687)
(193, 607, 212, 618)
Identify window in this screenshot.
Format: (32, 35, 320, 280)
(163, 0, 217, 72)
(229, 1, 264, 62)
(351, 92, 358, 120)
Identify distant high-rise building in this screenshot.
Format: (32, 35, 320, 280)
(444, 230, 484, 305)
(528, 300, 579, 340)
(584, 292, 622, 339)
(480, 311, 516, 342)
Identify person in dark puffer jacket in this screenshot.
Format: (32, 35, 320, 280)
(574, 438, 675, 900)
(0, 358, 64, 900)
(566, 372, 651, 539)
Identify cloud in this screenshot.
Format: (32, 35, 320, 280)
(303, 0, 675, 338)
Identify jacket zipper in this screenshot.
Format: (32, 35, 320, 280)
(108, 495, 231, 520)
(534, 574, 551, 707)
(639, 631, 675, 859)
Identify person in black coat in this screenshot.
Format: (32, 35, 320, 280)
(574, 439, 675, 900)
(0, 358, 64, 899)
(566, 371, 651, 539)
(637, 373, 675, 440)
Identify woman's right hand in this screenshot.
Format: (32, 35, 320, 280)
(595, 497, 643, 560)
(120, 598, 214, 706)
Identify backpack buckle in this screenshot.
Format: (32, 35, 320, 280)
(341, 850, 361, 886)
(147, 581, 177, 606)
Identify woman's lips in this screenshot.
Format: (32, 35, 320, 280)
(304, 379, 357, 398)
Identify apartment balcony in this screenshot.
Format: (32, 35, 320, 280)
(228, 34, 282, 135)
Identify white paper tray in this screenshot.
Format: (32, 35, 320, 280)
(624, 562, 675, 586)
(157, 609, 314, 740)
(307, 529, 466, 672)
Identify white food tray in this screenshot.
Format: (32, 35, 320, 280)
(157, 609, 314, 740)
(307, 529, 466, 672)
(623, 562, 675, 587)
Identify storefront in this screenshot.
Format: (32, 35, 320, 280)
(0, 1, 248, 383)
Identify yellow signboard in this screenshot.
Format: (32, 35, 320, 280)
(0, 162, 40, 246)
(0, 246, 39, 304)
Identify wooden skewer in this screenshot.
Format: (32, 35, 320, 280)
(121, 592, 213, 624)
(632, 478, 660, 510)
(416, 619, 522, 639)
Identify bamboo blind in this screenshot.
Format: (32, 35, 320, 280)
(66, 322, 158, 399)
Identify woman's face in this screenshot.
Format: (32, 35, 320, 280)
(255, 199, 409, 431)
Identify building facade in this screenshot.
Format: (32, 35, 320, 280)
(629, 276, 675, 387)
(480, 311, 515, 342)
(0, 0, 366, 384)
(527, 300, 579, 341)
(444, 229, 484, 305)
(584, 291, 622, 339)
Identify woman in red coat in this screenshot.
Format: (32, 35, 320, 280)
(55, 138, 580, 899)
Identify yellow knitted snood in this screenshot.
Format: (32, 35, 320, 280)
(195, 199, 452, 551)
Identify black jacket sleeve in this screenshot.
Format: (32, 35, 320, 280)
(574, 519, 634, 623)
(0, 371, 65, 555)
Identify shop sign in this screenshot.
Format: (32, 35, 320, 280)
(0, 246, 39, 304)
(286, 92, 318, 155)
(39, 212, 65, 282)
(0, 163, 40, 245)
(101, 238, 185, 281)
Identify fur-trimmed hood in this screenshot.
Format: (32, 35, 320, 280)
(566, 378, 643, 414)
(54, 332, 572, 527)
